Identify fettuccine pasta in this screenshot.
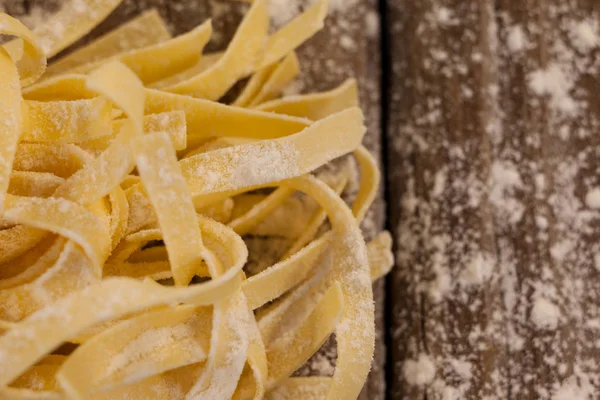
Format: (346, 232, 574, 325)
(0, 1, 394, 399)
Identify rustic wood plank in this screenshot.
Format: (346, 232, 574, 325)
(494, 0, 600, 398)
(386, 0, 507, 398)
(2, 0, 387, 397)
(387, 0, 600, 398)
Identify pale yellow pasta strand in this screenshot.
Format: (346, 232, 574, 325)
(0, 225, 47, 265)
(86, 61, 145, 134)
(265, 282, 343, 389)
(52, 127, 137, 205)
(52, 62, 145, 204)
(149, 51, 223, 90)
(82, 111, 187, 154)
(0, 237, 62, 286)
(182, 137, 237, 159)
(26, 0, 123, 57)
(283, 176, 373, 400)
(0, 237, 61, 283)
(352, 145, 380, 224)
(106, 261, 175, 281)
(0, 13, 46, 86)
(0, 242, 98, 322)
(247, 232, 390, 318)
(232, 314, 268, 400)
(45, 9, 171, 76)
(10, 364, 61, 391)
(228, 187, 295, 236)
(0, 262, 246, 387)
(57, 305, 212, 398)
(8, 171, 63, 198)
(238, 152, 384, 310)
(265, 377, 330, 400)
(132, 132, 216, 285)
(64, 20, 212, 86)
(22, 97, 113, 143)
(0, 387, 62, 399)
(282, 175, 348, 259)
(233, 63, 278, 108)
(3, 195, 110, 274)
(123, 186, 157, 234)
(368, 231, 394, 281)
(257, 0, 328, 69)
(120, 175, 140, 190)
(105, 229, 169, 270)
(197, 199, 235, 224)
(23, 74, 96, 101)
(241, 159, 377, 342)
(145, 88, 310, 140)
(185, 290, 250, 400)
(181, 107, 365, 200)
(126, 246, 169, 263)
(0, 47, 22, 212)
(255, 244, 333, 345)
(12, 142, 91, 178)
(235, 146, 377, 313)
(0, 238, 71, 290)
(254, 79, 358, 120)
(249, 52, 300, 107)
(107, 187, 129, 250)
(243, 235, 330, 310)
(165, 0, 268, 100)
(229, 193, 316, 239)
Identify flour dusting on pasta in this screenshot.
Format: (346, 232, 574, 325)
(0, 1, 393, 399)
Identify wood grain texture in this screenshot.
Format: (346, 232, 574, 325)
(386, 0, 600, 398)
(386, 0, 506, 398)
(1, 0, 387, 398)
(494, 1, 600, 398)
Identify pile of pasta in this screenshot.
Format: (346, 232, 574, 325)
(0, 0, 393, 399)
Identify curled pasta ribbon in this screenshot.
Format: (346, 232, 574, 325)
(57, 305, 212, 397)
(0, 13, 46, 85)
(0, 3, 395, 400)
(0, 14, 47, 212)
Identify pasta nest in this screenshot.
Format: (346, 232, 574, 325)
(0, 0, 393, 399)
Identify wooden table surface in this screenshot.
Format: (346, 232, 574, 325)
(2, 0, 599, 399)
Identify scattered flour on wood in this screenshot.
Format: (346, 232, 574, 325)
(507, 25, 528, 53)
(530, 297, 561, 330)
(403, 353, 436, 386)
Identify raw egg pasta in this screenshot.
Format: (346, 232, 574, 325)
(0, 0, 394, 399)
